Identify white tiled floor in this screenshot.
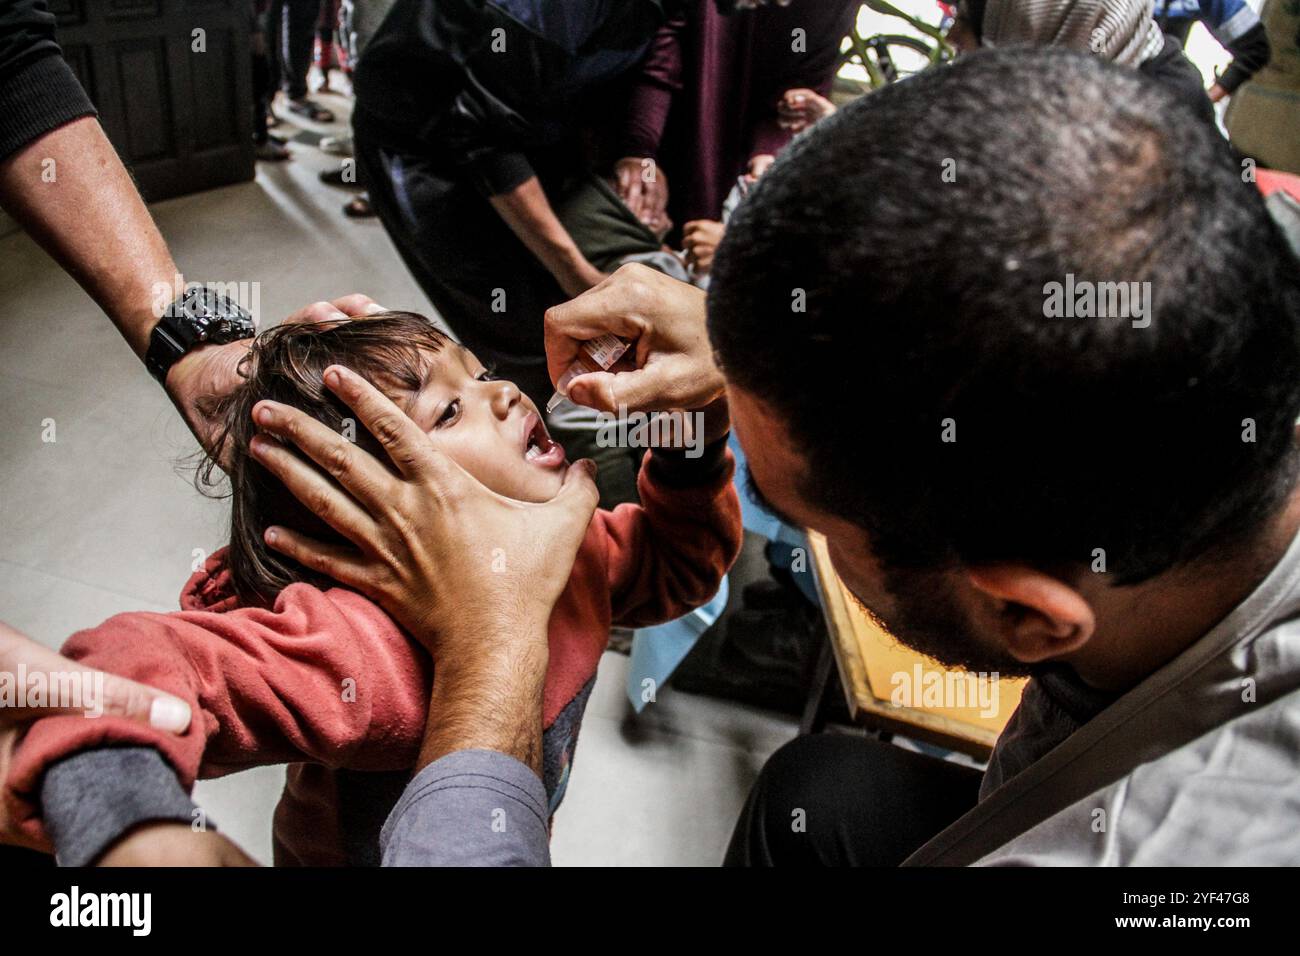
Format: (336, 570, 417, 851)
(0, 100, 797, 865)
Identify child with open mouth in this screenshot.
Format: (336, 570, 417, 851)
(5, 312, 742, 866)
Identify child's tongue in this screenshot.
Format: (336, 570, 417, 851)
(525, 431, 565, 467)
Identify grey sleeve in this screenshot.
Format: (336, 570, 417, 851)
(40, 747, 201, 867)
(380, 749, 552, 867)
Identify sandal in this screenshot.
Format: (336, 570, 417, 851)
(343, 194, 374, 218)
(285, 97, 335, 123)
(255, 140, 290, 162)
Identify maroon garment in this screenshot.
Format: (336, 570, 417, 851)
(620, 0, 859, 227)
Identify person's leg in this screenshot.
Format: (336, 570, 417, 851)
(352, 130, 564, 407)
(725, 734, 982, 866)
(266, 0, 286, 95)
(282, 0, 320, 100)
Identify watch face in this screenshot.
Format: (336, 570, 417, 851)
(181, 288, 254, 343)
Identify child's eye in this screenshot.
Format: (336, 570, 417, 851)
(476, 367, 496, 382)
(436, 398, 461, 428)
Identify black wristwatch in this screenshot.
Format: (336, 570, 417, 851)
(145, 285, 256, 384)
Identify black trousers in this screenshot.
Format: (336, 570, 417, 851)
(725, 734, 983, 866)
(269, 0, 321, 99)
(353, 128, 568, 408)
(251, 45, 274, 145)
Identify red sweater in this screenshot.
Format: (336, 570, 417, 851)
(5, 448, 741, 862)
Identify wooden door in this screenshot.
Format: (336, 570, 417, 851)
(49, 0, 255, 201)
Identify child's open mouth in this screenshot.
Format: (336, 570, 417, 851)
(522, 412, 566, 468)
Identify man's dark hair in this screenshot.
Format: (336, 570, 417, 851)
(709, 48, 1300, 585)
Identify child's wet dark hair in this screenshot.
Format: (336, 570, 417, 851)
(198, 311, 452, 605)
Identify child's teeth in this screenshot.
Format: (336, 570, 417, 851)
(526, 445, 541, 461)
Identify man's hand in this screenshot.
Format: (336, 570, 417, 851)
(544, 263, 723, 414)
(777, 88, 836, 133)
(488, 177, 609, 300)
(245, 366, 598, 645)
(164, 293, 387, 461)
(1208, 82, 1228, 104)
(614, 156, 670, 227)
(554, 258, 609, 301)
(746, 154, 776, 181)
(97, 823, 257, 867)
(245, 367, 598, 772)
(683, 219, 726, 276)
(0, 622, 192, 849)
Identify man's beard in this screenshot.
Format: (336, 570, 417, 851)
(867, 564, 1036, 679)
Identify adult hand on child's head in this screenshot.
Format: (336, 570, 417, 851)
(249, 372, 600, 774)
(0, 621, 192, 849)
(544, 263, 723, 415)
(246, 371, 600, 653)
(165, 293, 388, 467)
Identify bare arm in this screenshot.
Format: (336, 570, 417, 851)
(416, 627, 549, 775)
(0, 116, 176, 359)
(488, 176, 605, 300)
(0, 116, 385, 455)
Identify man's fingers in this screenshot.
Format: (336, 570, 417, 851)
(544, 459, 599, 539)
(247, 431, 377, 543)
(319, 366, 451, 483)
(625, 180, 645, 219)
(1, 674, 191, 732)
(615, 165, 643, 215)
(285, 300, 348, 325)
(565, 368, 665, 414)
(543, 272, 656, 385)
(95, 674, 192, 731)
(331, 293, 387, 317)
(0, 626, 184, 732)
(284, 294, 387, 326)
(616, 165, 635, 194)
(263, 525, 375, 594)
(644, 180, 668, 218)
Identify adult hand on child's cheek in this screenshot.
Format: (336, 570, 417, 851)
(97, 822, 258, 867)
(246, 368, 600, 650)
(165, 293, 388, 467)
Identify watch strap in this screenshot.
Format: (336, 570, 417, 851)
(145, 286, 254, 384)
(145, 309, 202, 384)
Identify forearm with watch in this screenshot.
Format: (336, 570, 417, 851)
(1, 117, 188, 361)
(0, 116, 255, 441)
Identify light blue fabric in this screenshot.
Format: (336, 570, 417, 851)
(627, 577, 729, 712)
(729, 432, 817, 605)
(624, 433, 818, 709)
(730, 432, 806, 548)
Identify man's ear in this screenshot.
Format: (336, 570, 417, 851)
(966, 564, 1095, 665)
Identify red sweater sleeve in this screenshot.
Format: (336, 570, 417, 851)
(595, 443, 743, 629)
(3, 584, 429, 846)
